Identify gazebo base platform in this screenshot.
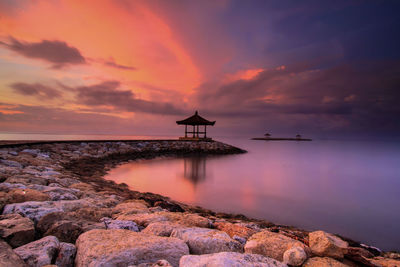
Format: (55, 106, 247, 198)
(179, 137, 213, 141)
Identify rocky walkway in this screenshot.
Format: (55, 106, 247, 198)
(0, 140, 398, 267)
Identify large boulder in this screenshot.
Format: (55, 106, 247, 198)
(282, 246, 307, 266)
(112, 200, 150, 215)
(0, 239, 28, 267)
(142, 222, 180, 237)
(180, 252, 288, 267)
(0, 213, 35, 248)
(170, 227, 243, 254)
(244, 230, 308, 261)
(309, 231, 348, 259)
(75, 229, 189, 267)
(13, 236, 60, 267)
(369, 257, 400, 267)
(302, 257, 348, 267)
(5, 188, 50, 203)
(2, 198, 101, 223)
(55, 242, 76, 267)
(214, 221, 258, 239)
(37, 209, 109, 243)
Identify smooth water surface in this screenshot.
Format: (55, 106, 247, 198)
(105, 138, 400, 251)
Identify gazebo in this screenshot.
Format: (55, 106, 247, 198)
(176, 111, 215, 140)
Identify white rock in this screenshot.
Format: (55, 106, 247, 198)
(2, 199, 96, 223)
(283, 246, 307, 266)
(75, 229, 189, 267)
(170, 227, 243, 254)
(180, 252, 288, 267)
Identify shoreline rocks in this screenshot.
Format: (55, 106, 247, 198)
(0, 140, 398, 267)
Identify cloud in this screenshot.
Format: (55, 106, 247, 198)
(10, 82, 62, 99)
(192, 60, 400, 136)
(102, 58, 136, 70)
(75, 81, 184, 115)
(1, 37, 86, 68)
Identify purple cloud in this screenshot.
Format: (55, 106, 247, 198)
(10, 82, 62, 99)
(75, 81, 184, 115)
(103, 58, 136, 70)
(1, 37, 86, 68)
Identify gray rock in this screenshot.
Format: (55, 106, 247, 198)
(14, 236, 60, 267)
(55, 242, 76, 267)
(75, 229, 189, 267)
(0, 213, 35, 248)
(170, 227, 243, 255)
(9, 151, 19, 156)
(1, 159, 23, 168)
(21, 149, 40, 156)
(101, 217, 139, 231)
(180, 252, 288, 267)
(283, 246, 307, 266)
(2, 199, 96, 223)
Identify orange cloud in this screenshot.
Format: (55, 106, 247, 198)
(0, 0, 201, 99)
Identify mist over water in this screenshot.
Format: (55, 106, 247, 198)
(105, 138, 400, 251)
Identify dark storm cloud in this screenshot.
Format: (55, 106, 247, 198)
(75, 81, 184, 115)
(195, 60, 400, 135)
(10, 82, 62, 99)
(1, 37, 86, 68)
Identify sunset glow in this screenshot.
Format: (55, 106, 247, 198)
(1, 0, 399, 137)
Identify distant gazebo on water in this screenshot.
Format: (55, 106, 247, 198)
(176, 111, 215, 140)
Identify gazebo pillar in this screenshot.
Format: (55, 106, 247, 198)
(205, 125, 207, 138)
(185, 125, 187, 138)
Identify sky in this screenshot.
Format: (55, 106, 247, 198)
(0, 0, 399, 139)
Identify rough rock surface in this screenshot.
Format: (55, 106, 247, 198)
(142, 221, 180, 237)
(180, 252, 288, 267)
(13, 236, 60, 267)
(0, 213, 35, 248)
(116, 211, 210, 228)
(112, 200, 150, 215)
(75, 229, 189, 267)
(0, 239, 28, 267)
(214, 221, 258, 239)
(170, 227, 243, 254)
(101, 217, 139, 231)
(5, 188, 50, 203)
(369, 256, 400, 267)
(282, 246, 307, 266)
(302, 257, 348, 267)
(55, 242, 76, 267)
(309, 231, 348, 259)
(244, 230, 308, 261)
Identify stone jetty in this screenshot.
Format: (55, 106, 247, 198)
(0, 140, 398, 267)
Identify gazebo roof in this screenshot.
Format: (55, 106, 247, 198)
(176, 111, 215, 126)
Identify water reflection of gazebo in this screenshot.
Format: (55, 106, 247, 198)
(183, 157, 206, 185)
(176, 111, 215, 140)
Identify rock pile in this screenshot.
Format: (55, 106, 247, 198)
(0, 140, 398, 266)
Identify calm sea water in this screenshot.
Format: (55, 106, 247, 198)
(1, 134, 399, 250)
(104, 137, 400, 251)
